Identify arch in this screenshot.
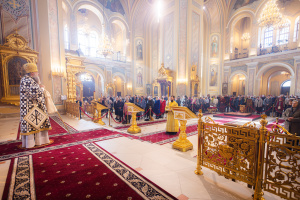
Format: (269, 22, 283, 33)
(109, 17, 129, 34)
(256, 62, 295, 96)
(282, 80, 291, 87)
(84, 64, 105, 93)
(229, 70, 248, 81)
(112, 72, 126, 83)
(73, 1, 107, 24)
(227, 11, 254, 55)
(256, 62, 295, 79)
(228, 70, 248, 96)
(227, 10, 255, 29)
(110, 19, 128, 55)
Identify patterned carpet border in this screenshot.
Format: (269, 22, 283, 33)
(50, 116, 78, 133)
(8, 155, 35, 200)
(0, 134, 122, 161)
(84, 143, 176, 200)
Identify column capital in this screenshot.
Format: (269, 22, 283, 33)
(246, 62, 258, 68)
(106, 66, 112, 71)
(224, 65, 230, 71)
(293, 56, 300, 63)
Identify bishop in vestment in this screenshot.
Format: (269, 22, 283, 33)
(20, 63, 51, 148)
(165, 96, 179, 134)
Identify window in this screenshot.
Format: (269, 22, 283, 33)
(277, 26, 290, 45)
(78, 30, 98, 57)
(294, 16, 299, 42)
(264, 27, 273, 47)
(89, 31, 98, 57)
(282, 80, 291, 87)
(64, 25, 69, 49)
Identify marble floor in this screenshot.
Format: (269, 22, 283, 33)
(0, 113, 282, 200)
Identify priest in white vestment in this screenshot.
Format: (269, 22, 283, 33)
(20, 63, 52, 148)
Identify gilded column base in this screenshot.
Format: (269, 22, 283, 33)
(127, 125, 141, 134)
(97, 119, 106, 125)
(172, 139, 193, 152)
(194, 169, 203, 175)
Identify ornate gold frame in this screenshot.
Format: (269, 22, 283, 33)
(65, 54, 85, 102)
(153, 63, 173, 97)
(0, 33, 39, 106)
(191, 75, 200, 97)
(106, 83, 116, 97)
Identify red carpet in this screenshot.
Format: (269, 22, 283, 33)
(16, 117, 77, 140)
(213, 113, 261, 121)
(266, 119, 285, 131)
(0, 129, 123, 161)
(123, 118, 234, 145)
(2, 143, 176, 200)
(116, 119, 167, 129)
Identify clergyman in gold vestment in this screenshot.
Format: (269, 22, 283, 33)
(165, 96, 179, 134)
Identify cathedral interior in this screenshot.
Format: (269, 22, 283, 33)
(0, 0, 300, 199)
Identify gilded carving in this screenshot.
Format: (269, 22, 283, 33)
(0, 32, 38, 105)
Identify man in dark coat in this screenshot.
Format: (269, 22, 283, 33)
(153, 97, 161, 119)
(287, 100, 300, 136)
(145, 97, 154, 121)
(116, 98, 124, 122)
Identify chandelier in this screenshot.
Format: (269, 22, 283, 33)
(97, 25, 114, 58)
(258, 0, 287, 29)
(97, 2, 114, 58)
(241, 33, 250, 41)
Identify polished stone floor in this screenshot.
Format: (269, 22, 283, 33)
(0, 113, 282, 200)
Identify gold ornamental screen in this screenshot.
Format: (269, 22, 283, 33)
(264, 131, 300, 200)
(195, 112, 300, 200)
(202, 123, 258, 186)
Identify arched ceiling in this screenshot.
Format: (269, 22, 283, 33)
(96, 0, 125, 15)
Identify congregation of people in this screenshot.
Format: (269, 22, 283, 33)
(80, 94, 300, 136)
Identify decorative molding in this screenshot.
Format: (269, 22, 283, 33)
(192, 0, 201, 9)
(0, 0, 29, 21)
(112, 66, 125, 74)
(231, 65, 247, 73)
(282, 59, 294, 67)
(246, 62, 258, 68)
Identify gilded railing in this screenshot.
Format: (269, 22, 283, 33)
(264, 128, 300, 200)
(86, 104, 93, 114)
(66, 101, 80, 118)
(195, 111, 300, 200)
(196, 111, 258, 186)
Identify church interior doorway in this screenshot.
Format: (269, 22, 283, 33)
(231, 74, 246, 96)
(280, 80, 291, 96)
(77, 72, 95, 100)
(114, 76, 124, 97)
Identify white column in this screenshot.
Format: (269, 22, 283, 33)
(69, 12, 78, 50)
(37, 0, 52, 96)
(246, 62, 258, 96)
(293, 56, 300, 95)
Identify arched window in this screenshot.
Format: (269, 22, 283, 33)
(264, 27, 273, 47)
(78, 29, 98, 57)
(89, 31, 98, 57)
(78, 30, 89, 56)
(294, 16, 299, 42)
(277, 25, 290, 45)
(64, 25, 69, 49)
(282, 80, 291, 87)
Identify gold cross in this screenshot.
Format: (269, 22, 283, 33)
(8, 0, 19, 9)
